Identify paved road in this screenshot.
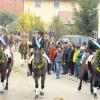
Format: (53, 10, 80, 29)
(0, 51, 100, 100)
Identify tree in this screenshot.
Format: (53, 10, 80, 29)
(32, 17, 45, 31)
(16, 12, 34, 32)
(16, 12, 45, 32)
(6, 22, 17, 33)
(0, 12, 16, 26)
(49, 16, 70, 38)
(74, 0, 98, 36)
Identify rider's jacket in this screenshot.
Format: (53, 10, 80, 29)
(32, 37, 45, 49)
(88, 39, 100, 53)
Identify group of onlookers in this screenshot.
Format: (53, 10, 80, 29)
(46, 41, 86, 79)
(45, 33, 100, 89)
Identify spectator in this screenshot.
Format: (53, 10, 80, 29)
(62, 42, 70, 74)
(76, 46, 85, 78)
(53, 44, 63, 79)
(73, 46, 80, 77)
(68, 45, 75, 75)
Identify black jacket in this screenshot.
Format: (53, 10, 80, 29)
(32, 37, 46, 48)
(63, 47, 70, 62)
(88, 39, 100, 53)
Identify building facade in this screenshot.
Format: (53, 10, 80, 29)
(0, 0, 23, 15)
(24, 0, 79, 24)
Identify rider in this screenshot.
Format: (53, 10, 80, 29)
(88, 32, 100, 53)
(32, 31, 46, 49)
(88, 32, 100, 96)
(0, 27, 12, 64)
(28, 31, 51, 75)
(0, 26, 6, 46)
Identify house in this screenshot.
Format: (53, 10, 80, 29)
(0, 0, 23, 15)
(23, 0, 79, 24)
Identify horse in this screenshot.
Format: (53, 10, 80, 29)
(0, 46, 13, 92)
(4, 34, 15, 48)
(78, 50, 100, 98)
(18, 38, 28, 66)
(28, 47, 47, 99)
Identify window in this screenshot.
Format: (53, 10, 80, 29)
(35, 0, 41, 8)
(54, 0, 59, 8)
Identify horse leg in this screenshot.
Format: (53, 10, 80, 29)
(23, 54, 26, 66)
(21, 55, 25, 66)
(40, 74, 46, 96)
(21, 55, 23, 66)
(89, 71, 94, 94)
(88, 61, 94, 94)
(5, 67, 12, 90)
(93, 76, 98, 98)
(0, 75, 5, 93)
(34, 74, 39, 99)
(78, 77, 83, 91)
(78, 67, 86, 91)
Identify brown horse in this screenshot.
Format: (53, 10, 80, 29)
(78, 51, 100, 98)
(0, 46, 13, 92)
(18, 38, 28, 66)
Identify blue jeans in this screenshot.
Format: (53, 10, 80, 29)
(74, 63, 81, 77)
(77, 64, 81, 77)
(74, 62, 78, 77)
(55, 62, 62, 79)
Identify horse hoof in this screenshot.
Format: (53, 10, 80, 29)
(78, 86, 81, 91)
(40, 91, 44, 96)
(0, 91, 4, 93)
(94, 93, 97, 99)
(27, 72, 32, 76)
(0, 89, 4, 93)
(35, 95, 39, 100)
(91, 90, 94, 95)
(5, 86, 8, 90)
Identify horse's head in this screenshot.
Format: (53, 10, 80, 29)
(32, 48, 46, 69)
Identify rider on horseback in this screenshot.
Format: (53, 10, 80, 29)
(87, 32, 100, 98)
(28, 31, 51, 75)
(28, 31, 51, 99)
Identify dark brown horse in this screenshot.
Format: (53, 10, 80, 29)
(29, 48, 47, 99)
(78, 51, 100, 98)
(0, 47, 13, 92)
